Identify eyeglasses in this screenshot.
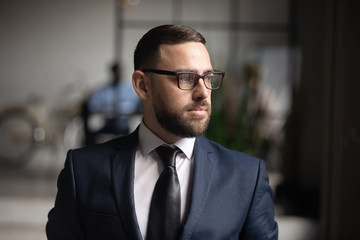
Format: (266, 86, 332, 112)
(142, 69, 224, 90)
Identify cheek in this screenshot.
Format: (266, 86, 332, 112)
(160, 86, 188, 107)
(164, 93, 183, 110)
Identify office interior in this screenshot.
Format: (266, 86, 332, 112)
(0, 0, 359, 239)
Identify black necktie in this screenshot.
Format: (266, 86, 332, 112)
(147, 146, 182, 240)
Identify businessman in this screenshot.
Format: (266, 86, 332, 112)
(46, 24, 278, 240)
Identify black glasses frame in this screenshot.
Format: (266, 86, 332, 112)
(142, 69, 224, 90)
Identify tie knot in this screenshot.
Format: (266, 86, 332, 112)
(156, 146, 181, 168)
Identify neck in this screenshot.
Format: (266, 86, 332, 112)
(142, 117, 181, 144)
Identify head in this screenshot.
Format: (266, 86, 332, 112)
(132, 25, 221, 143)
(110, 62, 121, 84)
(134, 24, 206, 71)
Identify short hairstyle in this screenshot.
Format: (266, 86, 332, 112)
(133, 24, 206, 70)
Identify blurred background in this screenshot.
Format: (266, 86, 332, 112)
(0, 0, 359, 239)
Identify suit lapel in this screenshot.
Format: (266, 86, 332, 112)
(181, 136, 217, 240)
(109, 132, 217, 240)
(111, 130, 142, 240)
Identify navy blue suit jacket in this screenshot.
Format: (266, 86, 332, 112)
(46, 129, 278, 239)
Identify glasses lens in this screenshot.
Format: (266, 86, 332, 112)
(204, 73, 222, 89)
(178, 73, 197, 89)
(178, 72, 223, 90)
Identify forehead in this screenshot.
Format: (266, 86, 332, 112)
(158, 42, 212, 71)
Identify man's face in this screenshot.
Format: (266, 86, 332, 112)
(148, 42, 213, 139)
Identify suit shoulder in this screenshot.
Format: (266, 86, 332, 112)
(200, 136, 262, 165)
(70, 136, 119, 156)
(69, 132, 137, 164)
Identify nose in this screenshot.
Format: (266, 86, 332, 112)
(193, 77, 210, 100)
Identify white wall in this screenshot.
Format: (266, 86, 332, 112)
(0, 0, 115, 108)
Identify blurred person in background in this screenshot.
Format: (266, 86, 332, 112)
(82, 61, 141, 145)
(47, 24, 278, 240)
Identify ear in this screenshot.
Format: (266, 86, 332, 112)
(132, 70, 149, 100)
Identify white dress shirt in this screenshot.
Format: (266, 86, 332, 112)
(134, 122, 195, 239)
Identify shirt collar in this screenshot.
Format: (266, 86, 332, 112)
(138, 122, 195, 159)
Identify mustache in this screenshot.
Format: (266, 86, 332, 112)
(184, 100, 211, 111)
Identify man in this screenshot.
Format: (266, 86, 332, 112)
(83, 62, 140, 145)
(46, 24, 278, 240)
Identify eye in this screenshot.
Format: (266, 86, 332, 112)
(179, 73, 196, 82)
(204, 73, 213, 82)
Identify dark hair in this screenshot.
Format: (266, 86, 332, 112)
(133, 24, 206, 70)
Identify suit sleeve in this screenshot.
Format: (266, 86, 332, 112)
(240, 160, 278, 240)
(46, 150, 85, 240)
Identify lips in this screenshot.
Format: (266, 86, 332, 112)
(186, 102, 210, 116)
(189, 106, 208, 112)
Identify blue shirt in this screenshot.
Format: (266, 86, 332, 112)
(88, 81, 140, 118)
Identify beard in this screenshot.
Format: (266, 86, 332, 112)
(153, 92, 211, 138)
